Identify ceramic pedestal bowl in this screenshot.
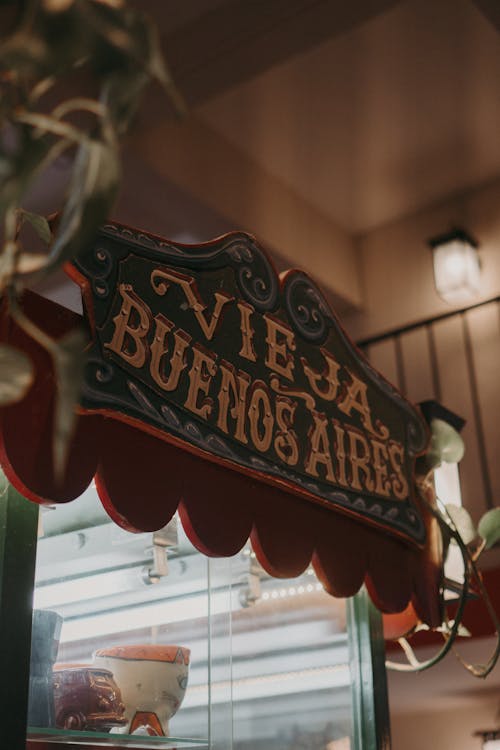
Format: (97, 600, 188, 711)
(93, 645, 190, 736)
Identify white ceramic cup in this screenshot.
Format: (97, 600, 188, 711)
(93, 645, 190, 736)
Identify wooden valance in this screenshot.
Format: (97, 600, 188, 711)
(0, 224, 443, 626)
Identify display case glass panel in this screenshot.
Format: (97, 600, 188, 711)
(28, 484, 353, 750)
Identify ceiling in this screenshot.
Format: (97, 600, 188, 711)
(117, 0, 500, 312)
(196, 0, 500, 234)
(388, 636, 500, 713)
(125, 0, 500, 234)
(27, 0, 500, 312)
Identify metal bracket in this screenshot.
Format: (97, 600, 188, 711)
(238, 571, 262, 608)
(143, 518, 178, 585)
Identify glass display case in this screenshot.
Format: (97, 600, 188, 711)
(25, 484, 356, 750)
(0, 222, 427, 750)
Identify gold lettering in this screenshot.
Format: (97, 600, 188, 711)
(151, 268, 233, 341)
(269, 374, 316, 411)
(237, 301, 257, 362)
(332, 421, 349, 488)
(388, 441, 409, 500)
(217, 361, 250, 444)
(371, 439, 391, 497)
(338, 370, 388, 438)
(274, 397, 299, 466)
(347, 428, 375, 492)
(304, 412, 336, 482)
(248, 384, 274, 452)
(185, 345, 217, 420)
(104, 284, 151, 368)
(264, 314, 296, 381)
(150, 315, 191, 392)
(302, 349, 341, 401)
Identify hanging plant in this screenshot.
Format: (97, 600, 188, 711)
(385, 417, 500, 678)
(0, 0, 185, 477)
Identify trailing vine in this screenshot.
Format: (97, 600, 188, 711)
(0, 0, 185, 476)
(385, 416, 500, 676)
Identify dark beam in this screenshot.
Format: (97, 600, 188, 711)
(156, 0, 402, 107)
(472, 0, 500, 33)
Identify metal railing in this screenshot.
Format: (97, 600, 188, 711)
(357, 296, 500, 515)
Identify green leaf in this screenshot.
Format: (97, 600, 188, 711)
(43, 0, 76, 13)
(51, 326, 88, 482)
(84, 1, 186, 121)
(478, 508, 500, 550)
(437, 621, 471, 637)
(141, 20, 187, 117)
(0, 3, 90, 80)
(0, 135, 53, 225)
(445, 504, 477, 545)
(426, 418, 465, 469)
(100, 66, 149, 134)
(0, 343, 34, 405)
(19, 209, 52, 245)
(16, 252, 49, 275)
(44, 127, 120, 274)
(457, 623, 472, 637)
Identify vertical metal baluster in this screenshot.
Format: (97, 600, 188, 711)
(426, 323, 442, 402)
(462, 312, 494, 509)
(394, 335, 407, 396)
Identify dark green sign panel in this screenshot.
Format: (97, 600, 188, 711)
(71, 223, 428, 544)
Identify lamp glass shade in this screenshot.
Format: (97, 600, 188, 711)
(432, 237, 481, 303)
(434, 460, 463, 507)
(434, 461, 465, 587)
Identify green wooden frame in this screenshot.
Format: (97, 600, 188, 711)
(0, 474, 392, 749)
(0, 472, 39, 750)
(348, 589, 392, 750)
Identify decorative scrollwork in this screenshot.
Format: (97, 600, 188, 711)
(226, 240, 279, 312)
(78, 246, 115, 299)
(93, 246, 113, 275)
(87, 358, 114, 385)
(284, 273, 333, 344)
(407, 420, 427, 455)
(102, 224, 180, 254)
(204, 434, 235, 458)
(127, 382, 159, 420)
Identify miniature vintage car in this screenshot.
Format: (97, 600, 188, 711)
(52, 664, 127, 732)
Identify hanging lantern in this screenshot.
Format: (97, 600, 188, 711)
(429, 228, 481, 304)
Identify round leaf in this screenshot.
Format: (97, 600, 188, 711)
(445, 504, 477, 545)
(20, 209, 52, 245)
(429, 418, 465, 465)
(478, 508, 500, 550)
(0, 343, 34, 405)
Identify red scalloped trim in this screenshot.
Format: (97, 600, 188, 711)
(0, 291, 442, 625)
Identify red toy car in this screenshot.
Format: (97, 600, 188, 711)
(53, 664, 127, 732)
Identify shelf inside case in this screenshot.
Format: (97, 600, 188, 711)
(28, 728, 208, 748)
(33, 487, 353, 749)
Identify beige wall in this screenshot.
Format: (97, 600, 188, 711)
(346, 179, 500, 342)
(388, 638, 500, 748)
(392, 701, 496, 750)
(339, 180, 500, 531)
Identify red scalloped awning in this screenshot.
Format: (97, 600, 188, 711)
(0, 289, 443, 626)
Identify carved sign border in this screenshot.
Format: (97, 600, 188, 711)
(70, 223, 429, 546)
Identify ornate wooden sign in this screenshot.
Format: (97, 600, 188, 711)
(69, 223, 428, 546)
